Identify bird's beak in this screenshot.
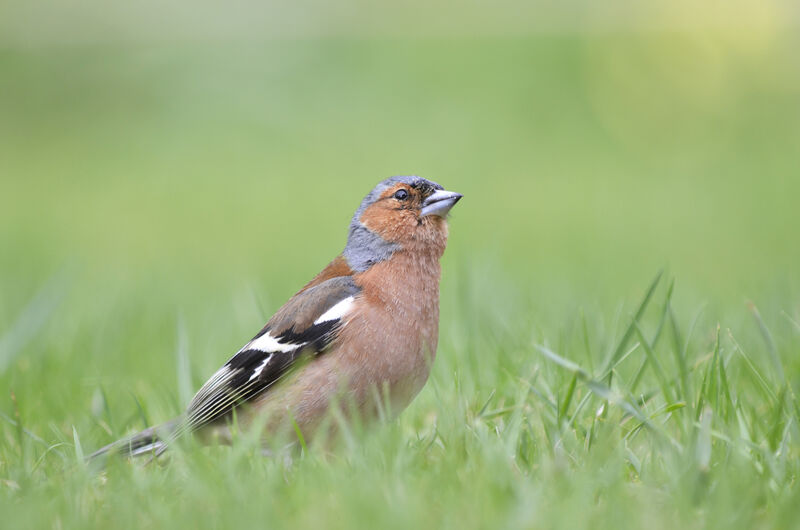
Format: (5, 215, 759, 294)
(421, 189, 463, 218)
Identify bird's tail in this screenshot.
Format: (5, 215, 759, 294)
(88, 419, 180, 461)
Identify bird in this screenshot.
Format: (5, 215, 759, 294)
(90, 176, 462, 459)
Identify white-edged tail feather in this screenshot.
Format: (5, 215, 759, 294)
(88, 419, 179, 462)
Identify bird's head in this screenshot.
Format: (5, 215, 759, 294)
(343, 176, 462, 272)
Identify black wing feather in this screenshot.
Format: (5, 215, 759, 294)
(182, 276, 359, 431)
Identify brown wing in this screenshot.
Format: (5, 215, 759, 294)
(183, 275, 360, 431)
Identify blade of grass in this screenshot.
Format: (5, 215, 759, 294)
(0, 410, 46, 445)
(10, 390, 25, 460)
(99, 386, 115, 436)
(683, 305, 705, 398)
(630, 357, 649, 394)
(568, 392, 593, 429)
(175, 314, 192, 407)
(625, 402, 687, 444)
(630, 401, 687, 432)
(130, 392, 151, 430)
(0, 270, 68, 374)
(727, 330, 778, 404)
(717, 348, 735, 422)
(524, 379, 558, 414)
(767, 387, 787, 451)
(290, 414, 308, 456)
(781, 311, 800, 334)
(536, 344, 589, 378)
(580, 308, 594, 374)
(748, 302, 785, 382)
(537, 344, 660, 432)
(694, 332, 718, 421)
(584, 380, 649, 424)
(31, 442, 69, 474)
(631, 278, 676, 393)
(708, 326, 721, 416)
(634, 322, 673, 403)
(605, 343, 642, 380)
(601, 270, 663, 383)
(696, 408, 712, 473)
(558, 373, 578, 423)
(668, 304, 691, 407)
(652, 278, 675, 350)
(477, 389, 496, 417)
(73, 426, 85, 463)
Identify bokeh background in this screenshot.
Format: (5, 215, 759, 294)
(1, 1, 800, 528)
(3, 1, 799, 305)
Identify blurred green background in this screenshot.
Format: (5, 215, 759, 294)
(2, 0, 798, 304)
(1, 1, 800, 528)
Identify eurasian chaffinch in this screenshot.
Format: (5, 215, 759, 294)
(91, 176, 462, 458)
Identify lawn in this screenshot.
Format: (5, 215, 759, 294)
(1, 3, 799, 528)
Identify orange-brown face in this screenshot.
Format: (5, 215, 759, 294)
(343, 177, 462, 271)
(359, 182, 447, 251)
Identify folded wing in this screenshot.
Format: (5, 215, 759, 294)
(184, 276, 360, 432)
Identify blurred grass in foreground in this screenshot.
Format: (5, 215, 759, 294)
(1, 1, 800, 528)
(2, 268, 799, 529)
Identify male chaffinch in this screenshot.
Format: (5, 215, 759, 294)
(91, 176, 462, 459)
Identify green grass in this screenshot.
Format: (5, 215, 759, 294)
(2, 268, 799, 529)
(2, 5, 800, 528)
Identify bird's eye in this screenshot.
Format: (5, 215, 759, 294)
(394, 189, 409, 201)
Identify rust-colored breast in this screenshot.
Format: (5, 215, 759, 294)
(337, 247, 443, 412)
(248, 220, 450, 441)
